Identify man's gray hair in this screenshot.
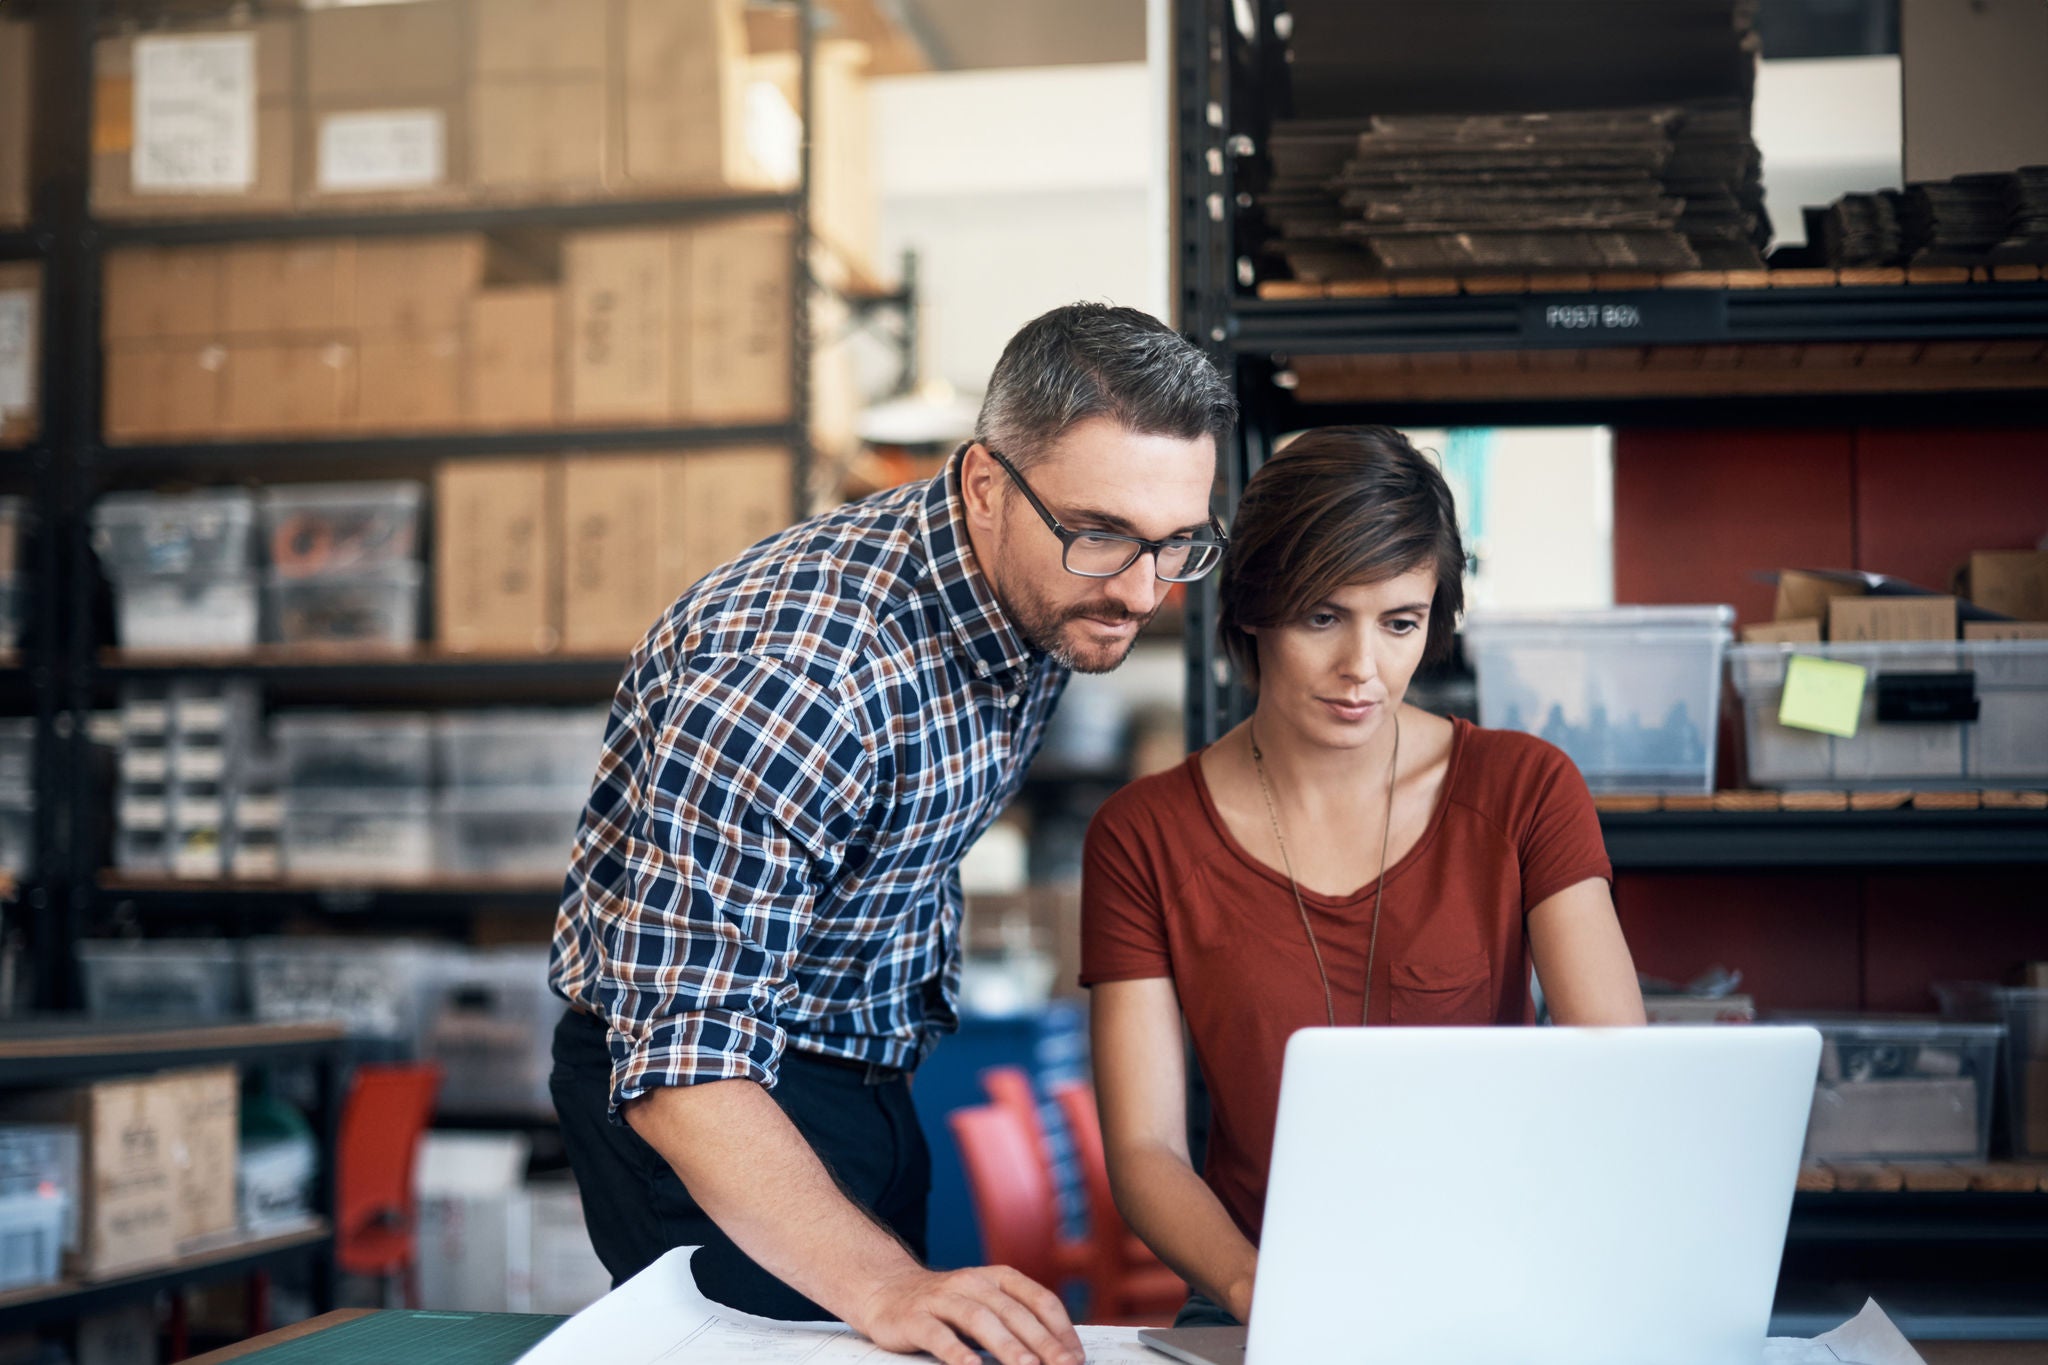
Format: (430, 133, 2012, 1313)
(974, 303, 1237, 469)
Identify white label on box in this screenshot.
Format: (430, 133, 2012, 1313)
(132, 33, 257, 192)
(0, 288, 32, 413)
(122, 750, 171, 782)
(316, 110, 446, 192)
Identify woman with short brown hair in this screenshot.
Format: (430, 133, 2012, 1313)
(1080, 425, 1644, 1330)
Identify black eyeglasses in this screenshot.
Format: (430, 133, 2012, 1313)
(981, 446, 1226, 583)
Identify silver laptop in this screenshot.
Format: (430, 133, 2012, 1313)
(1140, 1025, 1821, 1365)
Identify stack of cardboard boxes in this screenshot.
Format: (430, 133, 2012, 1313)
(84, 0, 850, 220)
(102, 219, 800, 440)
(0, 1067, 242, 1283)
(437, 447, 793, 656)
(1748, 552, 2048, 646)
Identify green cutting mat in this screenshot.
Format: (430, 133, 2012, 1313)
(237, 1311, 570, 1365)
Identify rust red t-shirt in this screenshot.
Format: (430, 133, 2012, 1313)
(1079, 717, 1612, 1243)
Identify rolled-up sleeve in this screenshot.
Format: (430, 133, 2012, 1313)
(592, 653, 872, 1113)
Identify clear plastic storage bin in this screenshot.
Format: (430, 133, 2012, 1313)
(0, 575, 20, 650)
(0, 1126, 78, 1257)
(434, 788, 585, 879)
(1462, 606, 1735, 793)
(111, 574, 260, 651)
(1731, 639, 2048, 789)
(0, 793, 30, 878)
(1790, 1015, 2005, 1161)
(283, 791, 435, 880)
(259, 482, 423, 578)
(275, 713, 434, 790)
(246, 938, 453, 1041)
(0, 1189, 67, 1291)
(425, 948, 558, 1117)
(435, 710, 609, 790)
(91, 490, 255, 578)
(265, 566, 421, 647)
(0, 718, 30, 793)
(77, 939, 244, 1021)
(1998, 988, 2048, 1159)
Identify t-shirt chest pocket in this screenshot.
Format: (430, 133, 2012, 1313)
(1387, 948, 1494, 1025)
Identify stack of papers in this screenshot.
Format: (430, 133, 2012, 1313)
(517, 1248, 1927, 1365)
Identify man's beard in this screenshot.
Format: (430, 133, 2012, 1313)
(994, 570, 1154, 674)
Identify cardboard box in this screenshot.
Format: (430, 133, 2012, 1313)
(221, 240, 356, 336)
(436, 460, 561, 654)
(164, 1067, 237, 1246)
(526, 1181, 612, 1315)
(1741, 618, 1822, 645)
(0, 17, 29, 227)
(305, 0, 463, 101)
(415, 1132, 531, 1314)
(564, 230, 674, 423)
(466, 287, 559, 429)
(304, 1, 466, 203)
(473, 0, 611, 77)
(104, 342, 227, 442)
(615, 0, 752, 189)
(355, 235, 485, 335)
(104, 247, 226, 342)
(0, 1078, 179, 1277)
(680, 216, 792, 423)
(1775, 570, 1863, 627)
(0, 261, 37, 445)
(220, 341, 355, 437)
(1828, 594, 1959, 643)
(472, 78, 609, 192)
(2024, 1055, 2048, 1159)
(1968, 551, 2048, 623)
(747, 41, 876, 279)
(92, 19, 298, 217)
(559, 456, 669, 652)
(357, 331, 464, 432)
(661, 448, 794, 590)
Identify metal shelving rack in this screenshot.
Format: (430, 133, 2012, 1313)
(0, 1020, 349, 1335)
(1174, 0, 2048, 861)
(1174, 0, 2048, 1339)
(0, 0, 931, 969)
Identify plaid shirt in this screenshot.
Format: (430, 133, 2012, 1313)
(551, 458, 1068, 1113)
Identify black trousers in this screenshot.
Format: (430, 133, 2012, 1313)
(550, 1007, 932, 1320)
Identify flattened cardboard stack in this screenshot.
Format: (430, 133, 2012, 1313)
(1803, 166, 2048, 270)
(1260, 0, 1768, 283)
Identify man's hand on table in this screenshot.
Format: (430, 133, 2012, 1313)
(854, 1263, 1085, 1365)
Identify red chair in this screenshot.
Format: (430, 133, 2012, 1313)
(948, 1103, 1070, 1291)
(1050, 1079, 1187, 1323)
(336, 1063, 443, 1308)
(979, 1067, 1091, 1282)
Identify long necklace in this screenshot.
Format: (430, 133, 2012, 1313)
(1248, 709, 1401, 1029)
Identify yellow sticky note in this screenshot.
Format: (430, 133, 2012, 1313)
(1779, 655, 1867, 738)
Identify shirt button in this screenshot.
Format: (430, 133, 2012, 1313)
(1005, 693, 1021, 709)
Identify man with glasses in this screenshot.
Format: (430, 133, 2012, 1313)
(550, 303, 1235, 1365)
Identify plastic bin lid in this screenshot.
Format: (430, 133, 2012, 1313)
(94, 488, 254, 512)
(1461, 605, 1735, 633)
(257, 481, 425, 509)
(1775, 1012, 2006, 1041)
